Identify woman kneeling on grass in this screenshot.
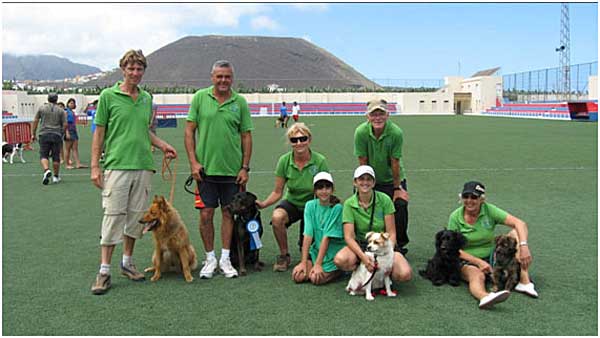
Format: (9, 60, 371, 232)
(333, 165, 412, 285)
(448, 181, 538, 310)
(292, 172, 345, 285)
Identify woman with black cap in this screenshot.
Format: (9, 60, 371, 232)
(448, 181, 538, 310)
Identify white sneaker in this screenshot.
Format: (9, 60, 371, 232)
(515, 282, 539, 298)
(52, 176, 61, 184)
(479, 290, 510, 309)
(42, 170, 52, 185)
(199, 256, 218, 279)
(219, 257, 238, 278)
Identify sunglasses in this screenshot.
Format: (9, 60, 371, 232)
(314, 182, 333, 190)
(290, 135, 309, 144)
(461, 193, 480, 200)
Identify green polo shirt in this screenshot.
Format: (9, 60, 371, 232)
(354, 120, 405, 183)
(447, 203, 509, 259)
(274, 150, 328, 208)
(303, 200, 345, 272)
(342, 191, 395, 242)
(94, 81, 154, 170)
(186, 86, 253, 176)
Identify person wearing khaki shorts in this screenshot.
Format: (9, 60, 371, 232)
(90, 50, 177, 295)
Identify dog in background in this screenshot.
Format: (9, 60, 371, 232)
(346, 231, 396, 301)
(419, 229, 466, 286)
(2, 142, 25, 164)
(492, 234, 521, 292)
(227, 191, 264, 276)
(139, 195, 198, 282)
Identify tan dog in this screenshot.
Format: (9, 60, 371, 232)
(139, 195, 198, 282)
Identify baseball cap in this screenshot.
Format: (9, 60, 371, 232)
(313, 172, 334, 185)
(462, 181, 486, 197)
(353, 165, 375, 179)
(367, 99, 388, 114)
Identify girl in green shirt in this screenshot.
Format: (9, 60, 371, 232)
(292, 172, 345, 285)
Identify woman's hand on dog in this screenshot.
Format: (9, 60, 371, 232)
(360, 254, 376, 273)
(518, 245, 532, 270)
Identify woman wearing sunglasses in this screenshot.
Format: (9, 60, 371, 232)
(447, 181, 538, 310)
(256, 123, 329, 272)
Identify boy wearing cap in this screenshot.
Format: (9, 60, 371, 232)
(31, 93, 68, 185)
(292, 172, 344, 285)
(448, 181, 538, 309)
(333, 165, 412, 284)
(354, 98, 410, 254)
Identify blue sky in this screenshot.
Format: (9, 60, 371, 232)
(2, 2, 598, 81)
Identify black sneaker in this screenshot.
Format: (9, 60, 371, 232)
(42, 170, 52, 185)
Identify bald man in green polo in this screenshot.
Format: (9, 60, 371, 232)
(354, 98, 410, 255)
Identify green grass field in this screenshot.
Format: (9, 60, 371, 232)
(2, 115, 597, 335)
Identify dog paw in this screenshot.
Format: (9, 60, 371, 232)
(366, 295, 375, 301)
(144, 267, 155, 273)
(387, 291, 397, 297)
(185, 276, 194, 283)
(240, 269, 247, 276)
(150, 274, 161, 282)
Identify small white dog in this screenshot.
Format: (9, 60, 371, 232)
(346, 231, 396, 301)
(2, 142, 25, 164)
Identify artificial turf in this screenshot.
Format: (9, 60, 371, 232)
(2, 115, 597, 335)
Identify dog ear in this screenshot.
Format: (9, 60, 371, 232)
(365, 231, 374, 241)
(382, 232, 390, 240)
(495, 235, 503, 246)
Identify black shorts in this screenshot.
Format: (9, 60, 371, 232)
(197, 176, 240, 209)
(374, 179, 408, 199)
(274, 200, 304, 228)
(39, 133, 62, 162)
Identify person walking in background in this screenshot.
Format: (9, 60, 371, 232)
(184, 60, 253, 280)
(90, 50, 177, 295)
(64, 98, 88, 169)
(279, 101, 289, 128)
(256, 123, 329, 272)
(354, 98, 410, 255)
(292, 101, 300, 122)
(31, 93, 67, 185)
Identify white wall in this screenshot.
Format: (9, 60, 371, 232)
(589, 76, 598, 100)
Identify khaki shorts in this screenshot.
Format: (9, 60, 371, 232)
(100, 170, 153, 245)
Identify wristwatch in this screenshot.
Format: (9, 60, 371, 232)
(393, 186, 403, 191)
(519, 241, 528, 246)
(241, 165, 250, 172)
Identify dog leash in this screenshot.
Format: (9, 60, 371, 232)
(358, 254, 379, 290)
(161, 155, 177, 204)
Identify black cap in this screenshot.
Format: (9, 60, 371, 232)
(47, 93, 58, 103)
(462, 181, 486, 197)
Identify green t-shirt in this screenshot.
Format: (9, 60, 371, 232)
(186, 86, 253, 176)
(275, 150, 329, 208)
(447, 202, 509, 259)
(94, 82, 154, 170)
(342, 191, 395, 242)
(354, 120, 405, 183)
(303, 199, 345, 272)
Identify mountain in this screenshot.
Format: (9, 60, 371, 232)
(88, 35, 379, 90)
(2, 53, 101, 81)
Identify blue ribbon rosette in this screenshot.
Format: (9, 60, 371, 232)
(246, 219, 262, 250)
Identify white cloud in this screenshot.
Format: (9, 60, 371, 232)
(2, 3, 269, 70)
(290, 4, 329, 12)
(250, 16, 280, 31)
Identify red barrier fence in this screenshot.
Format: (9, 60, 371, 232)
(3, 122, 33, 149)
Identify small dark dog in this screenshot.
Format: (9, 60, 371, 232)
(227, 191, 264, 276)
(492, 235, 521, 292)
(420, 229, 467, 286)
(2, 142, 25, 164)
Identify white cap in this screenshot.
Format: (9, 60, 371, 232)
(353, 165, 375, 179)
(313, 172, 334, 185)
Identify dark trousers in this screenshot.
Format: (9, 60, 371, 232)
(375, 180, 409, 249)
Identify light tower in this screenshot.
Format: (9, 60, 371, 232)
(556, 3, 571, 101)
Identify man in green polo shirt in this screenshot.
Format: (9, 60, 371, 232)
(184, 60, 253, 279)
(354, 98, 410, 254)
(90, 50, 177, 295)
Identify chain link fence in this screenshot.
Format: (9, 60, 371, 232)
(503, 61, 597, 102)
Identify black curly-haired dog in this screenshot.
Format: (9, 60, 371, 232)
(226, 191, 264, 276)
(419, 229, 467, 286)
(491, 234, 521, 292)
